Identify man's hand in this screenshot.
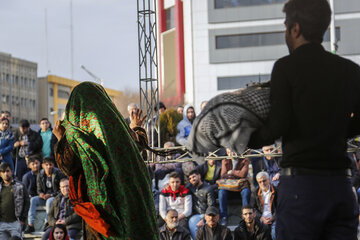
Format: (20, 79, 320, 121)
(178, 214, 185, 220)
(39, 193, 45, 199)
(56, 219, 66, 225)
(44, 194, 52, 200)
(130, 109, 147, 129)
(14, 141, 20, 148)
(272, 173, 280, 182)
(53, 120, 66, 141)
(20, 221, 25, 226)
(260, 216, 273, 225)
(196, 219, 205, 228)
(20, 140, 28, 146)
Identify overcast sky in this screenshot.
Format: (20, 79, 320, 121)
(0, 0, 140, 91)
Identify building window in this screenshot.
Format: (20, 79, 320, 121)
(50, 88, 54, 97)
(216, 28, 340, 49)
(165, 7, 175, 30)
(217, 74, 270, 90)
(216, 31, 283, 49)
(215, 0, 286, 9)
(58, 90, 70, 99)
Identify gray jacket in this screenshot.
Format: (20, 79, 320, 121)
(0, 180, 30, 222)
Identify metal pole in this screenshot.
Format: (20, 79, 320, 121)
(329, 0, 336, 53)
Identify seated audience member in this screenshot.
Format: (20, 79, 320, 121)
(155, 141, 183, 189)
(234, 205, 271, 240)
(197, 159, 222, 186)
(48, 224, 69, 240)
(176, 105, 195, 146)
(218, 149, 251, 226)
(0, 117, 15, 171)
(14, 119, 43, 180)
(159, 171, 192, 229)
(22, 154, 42, 197)
(25, 157, 65, 233)
(38, 118, 58, 159)
(177, 106, 184, 115)
(251, 171, 277, 240)
(42, 178, 81, 240)
(159, 209, 191, 240)
(259, 145, 280, 187)
(0, 162, 30, 240)
(196, 206, 232, 240)
(125, 103, 139, 126)
(186, 169, 216, 239)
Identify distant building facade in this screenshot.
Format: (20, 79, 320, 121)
(38, 75, 123, 124)
(158, 0, 360, 112)
(0, 52, 38, 124)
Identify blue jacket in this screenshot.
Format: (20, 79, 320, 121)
(176, 105, 195, 146)
(22, 171, 38, 197)
(0, 129, 15, 168)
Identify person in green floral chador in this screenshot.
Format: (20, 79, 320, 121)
(52, 82, 158, 240)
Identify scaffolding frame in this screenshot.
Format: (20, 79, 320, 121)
(137, 0, 161, 152)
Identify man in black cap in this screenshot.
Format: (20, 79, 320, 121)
(196, 206, 232, 240)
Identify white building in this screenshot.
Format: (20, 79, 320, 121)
(158, 0, 360, 112)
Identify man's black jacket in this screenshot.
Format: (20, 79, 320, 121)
(14, 128, 43, 158)
(196, 224, 232, 240)
(36, 168, 66, 197)
(234, 218, 271, 240)
(250, 43, 360, 170)
(186, 182, 215, 215)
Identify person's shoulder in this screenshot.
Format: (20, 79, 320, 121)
(22, 171, 32, 179)
(13, 179, 26, 188)
(177, 225, 190, 234)
(234, 219, 246, 231)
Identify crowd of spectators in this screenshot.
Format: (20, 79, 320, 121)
(0, 110, 80, 240)
(2, 97, 360, 240)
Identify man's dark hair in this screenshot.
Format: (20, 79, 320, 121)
(0, 110, 11, 116)
(154, 102, 166, 112)
(19, 119, 30, 128)
(40, 117, 49, 123)
(283, 0, 331, 44)
(43, 157, 55, 164)
(241, 205, 255, 213)
(189, 169, 200, 177)
(60, 177, 69, 184)
(0, 117, 9, 123)
(169, 171, 180, 179)
(0, 162, 12, 172)
(27, 154, 43, 164)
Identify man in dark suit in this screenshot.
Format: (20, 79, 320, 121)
(249, 0, 360, 239)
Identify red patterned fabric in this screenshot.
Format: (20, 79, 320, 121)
(69, 175, 113, 237)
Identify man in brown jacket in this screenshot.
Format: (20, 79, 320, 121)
(42, 178, 82, 240)
(218, 149, 251, 226)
